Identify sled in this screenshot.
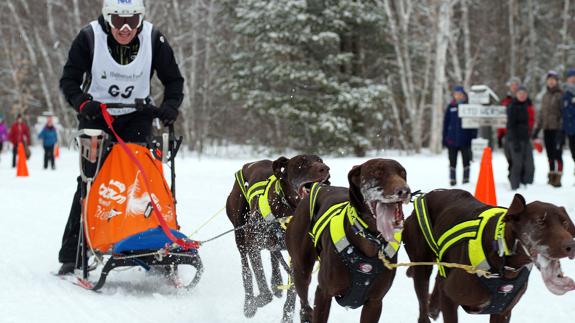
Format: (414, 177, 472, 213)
(73, 101, 203, 291)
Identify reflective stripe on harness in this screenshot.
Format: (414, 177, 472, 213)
(309, 183, 401, 258)
(234, 170, 280, 222)
(308, 183, 402, 309)
(413, 195, 510, 277)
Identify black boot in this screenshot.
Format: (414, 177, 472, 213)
(57, 262, 77, 275)
(463, 166, 470, 184)
(449, 167, 456, 186)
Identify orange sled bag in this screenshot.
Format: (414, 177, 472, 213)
(85, 143, 177, 253)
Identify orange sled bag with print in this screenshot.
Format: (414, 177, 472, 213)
(85, 143, 177, 253)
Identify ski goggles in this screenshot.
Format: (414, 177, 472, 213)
(108, 14, 142, 30)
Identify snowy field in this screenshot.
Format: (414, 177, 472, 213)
(1, 146, 574, 323)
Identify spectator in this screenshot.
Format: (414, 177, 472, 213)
(563, 68, 575, 177)
(0, 115, 7, 162)
(498, 76, 521, 149)
(38, 117, 58, 170)
(442, 85, 477, 186)
(8, 114, 30, 168)
(506, 86, 535, 190)
(533, 70, 564, 187)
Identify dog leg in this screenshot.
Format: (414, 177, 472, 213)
(281, 284, 297, 323)
(292, 258, 315, 323)
(490, 310, 512, 323)
(439, 291, 458, 323)
(359, 299, 383, 323)
(236, 231, 257, 318)
(428, 276, 441, 320)
(312, 285, 332, 323)
(248, 248, 274, 308)
(412, 266, 434, 323)
(270, 251, 283, 298)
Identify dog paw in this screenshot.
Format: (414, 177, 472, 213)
(281, 312, 293, 323)
(255, 292, 273, 307)
(418, 317, 432, 323)
(244, 298, 257, 318)
(428, 307, 440, 320)
(272, 285, 283, 298)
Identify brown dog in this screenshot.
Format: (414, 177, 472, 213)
(403, 189, 575, 323)
(226, 155, 330, 318)
(286, 159, 411, 323)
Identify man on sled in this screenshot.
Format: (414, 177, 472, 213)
(57, 0, 184, 275)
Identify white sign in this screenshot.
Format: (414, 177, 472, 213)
(469, 85, 500, 103)
(469, 92, 491, 105)
(471, 138, 489, 158)
(461, 117, 507, 129)
(458, 104, 506, 118)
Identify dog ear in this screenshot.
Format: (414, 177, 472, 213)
(348, 165, 363, 209)
(505, 194, 526, 222)
(272, 156, 289, 179)
(559, 207, 575, 236)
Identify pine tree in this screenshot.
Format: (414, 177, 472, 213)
(227, 0, 392, 155)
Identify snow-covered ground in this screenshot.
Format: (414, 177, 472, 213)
(1, 147, 574, 323)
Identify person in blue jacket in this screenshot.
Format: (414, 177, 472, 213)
(442, 85, 478, 186)
(563, 68, 575, 176)
(38, 117, 58, 170)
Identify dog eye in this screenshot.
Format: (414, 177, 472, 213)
(536, 216, 546, 226)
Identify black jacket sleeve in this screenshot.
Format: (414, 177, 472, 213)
(59, 25, 94, 111)
(151, 29, 184, 110)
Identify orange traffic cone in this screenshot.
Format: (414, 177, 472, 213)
(474, 147, 496, 205)
(54, 144, 60, 159)
(16, 143, 29, 177)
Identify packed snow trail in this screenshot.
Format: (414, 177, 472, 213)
(0, 147, 574, 323)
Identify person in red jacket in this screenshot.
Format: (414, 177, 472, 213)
(498, 77, 520, 149)
(8, 114, 31, 168)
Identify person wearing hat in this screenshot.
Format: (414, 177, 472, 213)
(8, 114, 31, 168)
(497, 76, 521, 149)
(57, 0, 184, 275)
(533, 70, 564, 187)
(37, 117, 58, 170)
(0, 114, 8, 163)
(442, 85, 477, 186)
(563, 68, 575, 177)
(506, 85, 535, 190)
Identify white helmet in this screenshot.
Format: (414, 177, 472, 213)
(102, 0, 145, 29)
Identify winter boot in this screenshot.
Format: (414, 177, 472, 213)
(449, 167, 456, 186)
(547, 172, 554, 186)
(463, 166, 470, 184)
(57, 262, 76, 275)
(553, 172, 563, 188)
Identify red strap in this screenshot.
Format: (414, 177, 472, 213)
(100, 104, 199, 250)
(78, 100, 90, 112)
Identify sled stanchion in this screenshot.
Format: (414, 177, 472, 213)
(169, 124, 177, 202)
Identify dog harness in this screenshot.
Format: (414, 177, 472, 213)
(235, 170, 286, 223)
(413, 195, 531, 314)
(309, 183, 401, 309)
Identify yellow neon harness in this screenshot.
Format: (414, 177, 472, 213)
(235, 170, 285, 223)
(413, 195, 510, 277)
(308, 183, 401, 258)
(308, 183, 401, 309)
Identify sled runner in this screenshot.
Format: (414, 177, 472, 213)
(74, 100, 203, 291)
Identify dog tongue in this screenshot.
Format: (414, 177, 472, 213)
(376, 202, 398, 243)
(536, 254, 575, 295)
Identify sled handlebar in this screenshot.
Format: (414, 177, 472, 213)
(104, 99, 158, 117)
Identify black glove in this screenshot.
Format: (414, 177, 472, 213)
(78, 100, 103, 121)
(157, 105, 179, 125)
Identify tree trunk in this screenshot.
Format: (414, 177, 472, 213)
(430, 0, 453, 154)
